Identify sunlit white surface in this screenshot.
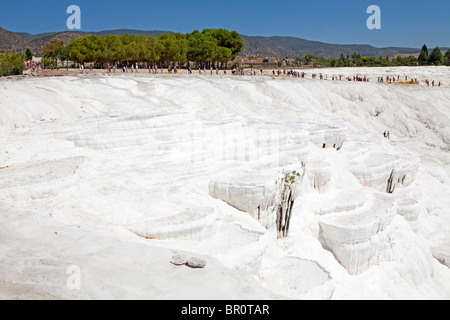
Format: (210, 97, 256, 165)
(0, 66, 449, 299)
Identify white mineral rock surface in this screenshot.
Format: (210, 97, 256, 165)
(0, 66, 450, 299)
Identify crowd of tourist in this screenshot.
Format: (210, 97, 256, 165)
(23, 59, 448, 87)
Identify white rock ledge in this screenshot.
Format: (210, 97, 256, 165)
(129, 207, 217, 240)
(306, 160, 332, 193)
(396, 198, 424, 232)
(215, 224, 269, 271)
(304, 190, 368, 216)
(350, 151, 419, 193)
(209, 164, 306, 238)
(318, 192, 397, 275)
(0, 156, 85, 200)
(306, 123, 347, 150)
(259, 256, 334, 299)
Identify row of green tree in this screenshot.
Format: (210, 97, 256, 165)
(0, 52, 25, 76)
(418, 45, 449, 65)
(43, 29, 244, 69)
(295, 47, 450, 68)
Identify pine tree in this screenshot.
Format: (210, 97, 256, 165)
(429, 46, 443, 65)
(418, 44, 429, 65)
(25, 48, 33, 61)
(445, 49, 450, 66)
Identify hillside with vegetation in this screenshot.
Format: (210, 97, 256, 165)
(19, 31, 92, 51)
(0, 28, 33, 53)
(2, 27, 449, 70)
(240, 35, 426, 59)
(2, 27, 438, 59)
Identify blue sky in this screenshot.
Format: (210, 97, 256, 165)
(1, 0, 449, 48)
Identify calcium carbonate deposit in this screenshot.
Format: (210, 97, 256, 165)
(0, 66, 449, 299)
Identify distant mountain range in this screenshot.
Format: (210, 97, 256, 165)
(0, 28, 171, 54)
(240, 35, 433, 59)
(2, 27, 448, 59)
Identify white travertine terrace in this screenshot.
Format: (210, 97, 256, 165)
(1, 67, 449, 299)
(209, 164, 306, 238)
(396, 198, 424, 232)
(318, 192, 397, 275)
(306, 160, 333, 193)
(128, 207, 217, 240)
(305, 123, 347, 150)
(349, 150, 420, 193)
(302, 190, 368, 216)
(0, 156, 85, 200)
(259, 256, 334, 299)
